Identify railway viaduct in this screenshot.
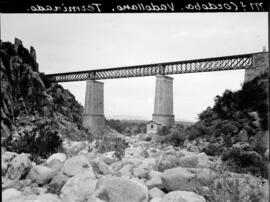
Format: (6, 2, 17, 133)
(46, 51, 269, 134)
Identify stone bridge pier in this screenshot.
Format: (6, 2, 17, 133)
(83, 80, 105, 135)
(152, 75, 175, 126)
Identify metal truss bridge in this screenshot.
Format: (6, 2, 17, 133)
(46, 52, 260, 82)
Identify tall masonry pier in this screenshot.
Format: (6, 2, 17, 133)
(152, 75, 175, 126)
(83, 80, 105, 134)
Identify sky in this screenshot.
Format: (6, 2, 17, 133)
(1, 13, 268, 121)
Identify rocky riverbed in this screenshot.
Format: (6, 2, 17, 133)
(2, 133, 269, 202)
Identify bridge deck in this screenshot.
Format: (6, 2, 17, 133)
(45, 52, 262, 82)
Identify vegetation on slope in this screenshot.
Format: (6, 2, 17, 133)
(158, 73, 269, 177)
(1, 40, 90, 160)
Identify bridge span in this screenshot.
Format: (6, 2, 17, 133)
(45, 52, 269, 134)
(46, 52, 260, 82)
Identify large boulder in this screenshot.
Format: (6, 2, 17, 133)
(157, 154, 178, 171)
(2, 177, 31, 190)
(62, 140, 88, 157)
(101, 152, 115, 165)
(150, 198, 162, 202)
(62, 155, 95, 177)
(2, 188, 22, 201)
(46, 153, 67, 164)
(95, 176, 148, 202)
(35, 193, 61, 202)
(92, 160, 113, 175)
(1, 151, 18, 176)
(133, 167, 149, 178)
(6, 153, 32, 180)
(161, 191, 206, 202)
(177, 153, 213, 168)
(116, 164, 134, 177)
(87, 196, 106, 202)
(111, 161, 123, 171)
(140, 158, 158, 170)
(27, 165, 57, 185)
(45, 159, 64, 171)
(146, 170, 163, 189)
(149, 187, 165, 199)
(60, 173, 97, 202)
(161, 167, 216, 191)
(48, 172, 70, 194)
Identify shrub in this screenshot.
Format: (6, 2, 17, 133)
(221, 147, 268, 178)
(157, 126, 171, 136)
(203, 143, 223, 156)
(196, 165, 264, 202)
(2, 118, 62, 162)
(96, 135, 129, 161)
(186, 123, 207, 141)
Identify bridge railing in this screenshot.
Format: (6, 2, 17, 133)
(46, 52, 258, 82)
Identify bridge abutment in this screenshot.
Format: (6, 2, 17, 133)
(152, 75, 175, 126)
(244, 52, 269, 83)
(83, 80, 105, 134)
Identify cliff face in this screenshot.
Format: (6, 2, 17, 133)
(1, 38, 89, 143)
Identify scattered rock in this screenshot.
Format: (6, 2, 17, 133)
(45, 159, 64, 171)
(178, 153, 213, 168)
(189, 145, 200, 153)
(157, 154, 178, 171)
(150, 198, 162, 202)
(62, 140, 88, 157)
(87, 196, 106, 202)
(146, 170, 163, 189)
(60, 173, 97, 202)
(46, 153, 67, 164)
(95, 176, 149, 202)
(1, 151, 18, 175)
(133, 167, 149, 178)
(161, 191, 206, 202)
(161, 167, 216, 191)
(35, 193, 61, 202)
(116, 164, 134, 177)
(48, 172, 70, 194)
(6, 153, 32, 180)
(140, 158, 157, 170)
(27, 165, 57, 185)
(2, 177, 31, 190)
(101, 152, 115, 165)
(96, 160, 113, 175)
(62, 155, 95, 178)
(111, 161, 123, 171)
(149, 187, 165, 199)
(2, 188, 22, 201)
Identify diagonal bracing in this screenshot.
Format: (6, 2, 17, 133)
(45, 52, 258, 82)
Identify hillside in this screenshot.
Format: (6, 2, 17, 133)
(1, 39, 90, 158)
(158, 72, 269, 178)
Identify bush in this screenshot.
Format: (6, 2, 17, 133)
(221, 147, 268, 178)
(2, 118, 62, 162)
(186, 123, 207, 141)
(196, 165, 264, 202)
(203, 143, 223, 156)
(96, 135, 129, 161)
(157, 126, 171, 136)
